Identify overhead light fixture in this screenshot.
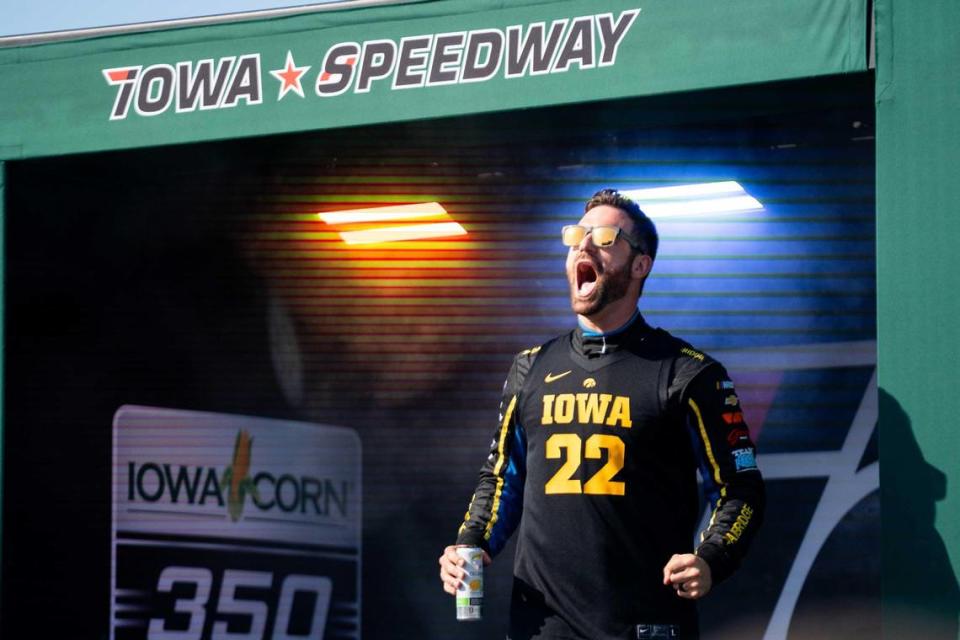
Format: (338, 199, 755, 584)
(319, 202, 467, 245)
(620, 181, 763, 218)
(340, 222, 467, 245)
(319, 202, 448, 224)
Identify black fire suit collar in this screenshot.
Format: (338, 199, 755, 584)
(572, 307, 652, 358)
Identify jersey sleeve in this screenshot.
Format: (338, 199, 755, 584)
(454, 347, 537, 556)
(681, 362, 765, 584)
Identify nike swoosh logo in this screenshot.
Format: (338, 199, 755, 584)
(544, 370, 572, 383)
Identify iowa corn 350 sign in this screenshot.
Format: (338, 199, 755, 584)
(111, 406, 361, 640)
(101, 9, 640, 120)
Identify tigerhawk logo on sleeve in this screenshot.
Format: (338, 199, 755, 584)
(101, 9, 641, 120)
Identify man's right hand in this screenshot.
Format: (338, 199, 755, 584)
(438, 545, 491, 595)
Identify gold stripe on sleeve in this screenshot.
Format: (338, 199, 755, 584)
(484, 394, 518, 540)
(690, 397, 728, 540)
(458, 494, 476, 536)
(688, 398, 723, 488)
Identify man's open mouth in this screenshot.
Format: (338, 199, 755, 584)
(576, 261, 599, 297)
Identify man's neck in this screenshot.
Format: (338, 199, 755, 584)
(577, 299, 640, 334)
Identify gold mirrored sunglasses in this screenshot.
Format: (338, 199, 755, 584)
(561, 224, 643, 251)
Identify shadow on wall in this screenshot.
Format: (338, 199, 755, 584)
(881, 388, 960, 638)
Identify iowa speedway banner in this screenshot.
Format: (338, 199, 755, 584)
(0, 0, 866, 159)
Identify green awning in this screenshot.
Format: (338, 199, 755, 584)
(0, 0, 868, 159)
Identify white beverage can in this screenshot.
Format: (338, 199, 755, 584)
(455, 546, 484, 621)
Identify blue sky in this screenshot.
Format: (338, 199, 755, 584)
(0, 1, 347, 37)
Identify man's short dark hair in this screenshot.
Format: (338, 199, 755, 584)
(584, 188, 659, 261)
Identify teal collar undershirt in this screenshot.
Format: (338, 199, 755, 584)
(578, 307, 641, 338)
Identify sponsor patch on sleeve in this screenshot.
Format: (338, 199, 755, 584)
(722, 411, 745, 426)
(726, 426, 750, 445)
(732, 447, 758, 472)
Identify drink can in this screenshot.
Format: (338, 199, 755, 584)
(455, 546, 483, 621)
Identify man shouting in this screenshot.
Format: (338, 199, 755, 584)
(439, 189, 765, 639)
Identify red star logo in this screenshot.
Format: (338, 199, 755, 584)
(270, 51, 311, 100)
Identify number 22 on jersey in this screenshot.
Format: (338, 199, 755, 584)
(544, 433, 626, 496)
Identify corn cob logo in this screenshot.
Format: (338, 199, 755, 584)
(222, 430, 259, 522)
(126, 429, 351, 519)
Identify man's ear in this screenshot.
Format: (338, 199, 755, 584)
(632, 253, 653, 280)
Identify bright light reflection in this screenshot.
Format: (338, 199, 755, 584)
(620, 181, 764, 218)
(340, 222, 467, 245)
(639, 195, 763, 218)
(622, 181, 744, 200)
(319, 202, 447, 224)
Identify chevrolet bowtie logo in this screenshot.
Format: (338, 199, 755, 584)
(544, 371, 572, 384)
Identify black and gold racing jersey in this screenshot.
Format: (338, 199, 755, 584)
(456, 313, 765, 639)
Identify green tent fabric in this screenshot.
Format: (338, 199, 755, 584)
(0, 0, 867, 159)
(876, 0, 960, 636)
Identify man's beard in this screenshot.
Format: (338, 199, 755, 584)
(569, 258, 633, 317)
